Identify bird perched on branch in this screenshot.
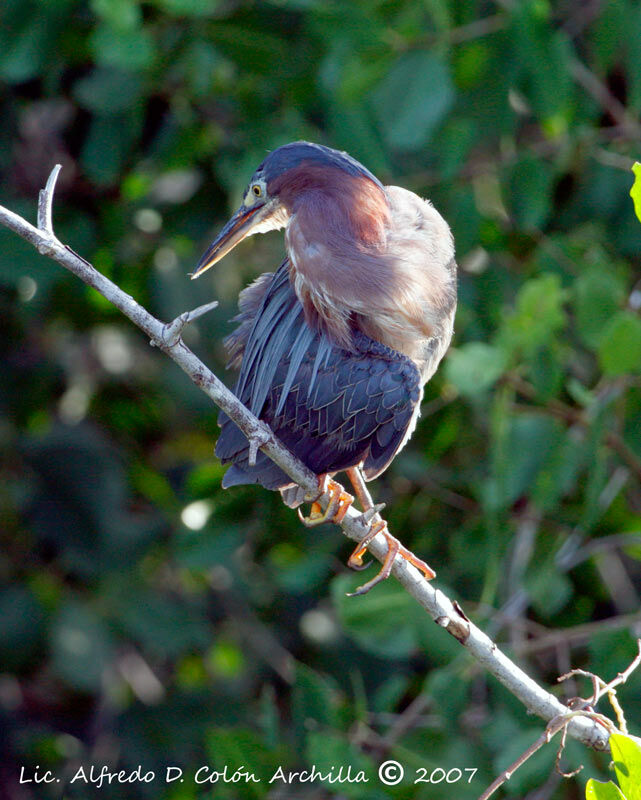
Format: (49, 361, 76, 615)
(192, 142, 456, 594)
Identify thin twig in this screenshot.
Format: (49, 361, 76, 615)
(558, 639, 641, 706)
(478, 708, 617, 800)
(569, 57, 641, 139)
(513, 610, 641, 656)
(478, 719, 563, 800)
(155, 300, 219, 348)
(0, 166, 613, 754)
(508, 374, 641, 483)
(247, 424, 271, 467)
(37, 163, 61, 236)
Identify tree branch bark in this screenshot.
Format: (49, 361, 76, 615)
(0, 166, 611, 754)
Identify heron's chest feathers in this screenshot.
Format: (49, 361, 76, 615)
(285, 184, 457, 366)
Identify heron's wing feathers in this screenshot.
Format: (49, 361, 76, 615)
(216, 265, 421, 489)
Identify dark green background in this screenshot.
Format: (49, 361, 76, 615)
(1, 1, 641, 798)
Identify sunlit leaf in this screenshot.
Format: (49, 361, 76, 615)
(586, 779, 627, 800)
(611, 733, 641, 800)
(631, 163, 641, 224)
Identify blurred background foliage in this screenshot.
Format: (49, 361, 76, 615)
(1, 0, 641, 798)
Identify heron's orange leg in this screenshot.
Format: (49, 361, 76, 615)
(345, 466, 372, 512)
(298, 475, 354, 528)
(347, 520, 437, 596)
(343, 466, 437, 595)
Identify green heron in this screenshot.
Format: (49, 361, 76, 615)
(192, 142, 457, 593)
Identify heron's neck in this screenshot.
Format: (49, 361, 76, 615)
(285, 184, 457, 364)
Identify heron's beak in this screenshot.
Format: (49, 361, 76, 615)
(191, 202, 267, 279)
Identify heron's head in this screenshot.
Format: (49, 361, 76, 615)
(191, 141, 387, 278)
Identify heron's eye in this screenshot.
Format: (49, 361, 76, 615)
(252, 184, 262, 197)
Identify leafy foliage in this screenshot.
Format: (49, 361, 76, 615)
(1, 1, 641, 799)
(586, 733, 641, 800)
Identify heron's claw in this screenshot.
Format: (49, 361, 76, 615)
(346, 520, 436, 596)
(297, 476, 354, 528)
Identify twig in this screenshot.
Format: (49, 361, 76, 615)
(514, 611, 641, 656)
(0, 166, 612, 754)
(479, 708, 618, 800)
(508, 374, 641, 483)
(37, 163, 61, 236)
(557, 639, 641, 735)
(569, 57, 641, 139)
(247, 424, 271, 467)
(155, 300, 219, 348)
(376, 693, 431, 754)
(479, 716, 569, 800)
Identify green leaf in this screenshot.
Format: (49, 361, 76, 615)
(154, 0, 219, 15)
(116, 590, 210, 658)
(597, 312, 641, 376)
(631, 163, 641, 224)
(611, 733, 641, 800)
(573, 265, 626, 350)
(90, 24, 156, 71)
(585, 779, 627, 800)
(0, 15, 58, 83)
(50, 603, 114, 692)
(508, 156, 554, 230)
(445, 342, 507, 397)
(492, 727, 556, 795)
(331, 574, 417, 658)
(304, 732, 377, 798)
(91, 0, 142, 30)
(500, 273, 567, 359)
(205, 728, 281, 798)
(0, 588, 45, 670)
(526, 563, 573, 617)
(73, 67, 143, 115)
(371, 50, 454, 151)
(532, 427, 588, 512)
(511, 5, 573, 119)
(81, 115, 140, 186)
(292, 663, 340, 740)
(488, 414, 563, 509)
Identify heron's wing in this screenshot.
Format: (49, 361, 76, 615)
(216, 266, 421, 489)
(264, 330, 422, 481)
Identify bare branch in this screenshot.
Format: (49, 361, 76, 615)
(0, 166, 612, 755)
(480, 643, 641, 799)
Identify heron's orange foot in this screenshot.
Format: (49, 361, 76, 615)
(297, 476, 354, 528)
(347, 520, 436, 596)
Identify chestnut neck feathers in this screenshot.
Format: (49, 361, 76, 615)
(271, 164, 456, 374)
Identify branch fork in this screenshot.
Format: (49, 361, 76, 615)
(247, 423, 271, 466)
(155, 300, 219, 348)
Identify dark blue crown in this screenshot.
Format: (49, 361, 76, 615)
(258, 141, 384, 191)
